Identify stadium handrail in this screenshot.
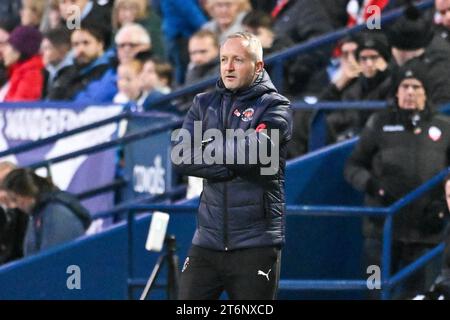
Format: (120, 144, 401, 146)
(122, 166, 450, 299)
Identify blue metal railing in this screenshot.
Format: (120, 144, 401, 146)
(0, 110, 131, 159)
(121, 166, 450, 299)
(143, 0, 434, 107)
(28, 116, 183, 170)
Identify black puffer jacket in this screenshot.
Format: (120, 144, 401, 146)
(345, 106, 450, 243)
(174, 71, 292, 251)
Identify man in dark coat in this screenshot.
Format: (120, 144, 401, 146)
(46, 21, 117, 102)
(173, 31, 292, 300)
(344, 59, 450, 299)
(387, 4, 450, 108)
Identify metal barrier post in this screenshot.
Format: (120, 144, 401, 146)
(127, 208, 135, 300)
(381, 213, 393, 300)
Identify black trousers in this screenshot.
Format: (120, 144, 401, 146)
(178, 245, 281, 300)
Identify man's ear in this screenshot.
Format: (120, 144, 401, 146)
(255, 60, 264, 74)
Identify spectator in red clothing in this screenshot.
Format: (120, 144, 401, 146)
(2, 26, 44, 102)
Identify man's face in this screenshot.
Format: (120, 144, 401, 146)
(115, 31, 150, 64)
(220, 37, 263, 91)
(358, 48, 386, 78)
(211, 0, 240, 29)
(59, 0, 88, 20)
(396, 78, 426, 110)
(189, 36, 219, 66)
(244, 26, 274, 49)
(41, 38, 68, 66)
(71, 29, 104, 66)
(0, 28, 9, 61)
(436, 0, 450, 28)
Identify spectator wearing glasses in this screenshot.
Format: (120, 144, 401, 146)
(112, 0, 164, 59)
(345, 59, 450, 299)
(114, 22, 151, 65)
(288, 36, 359, 157)
(321, 32, 393, 141)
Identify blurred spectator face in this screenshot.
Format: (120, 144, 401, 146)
(358, 49, 387, 78)
(396, 78, 426, 110)
(20, 0, 44, 26)
(20, 8, 39, 26)
(210, 0, 241, 30)
(2, 43, 20, 67)
(189, 36, 219, 66)
(71, 29, 104, 66)
(140, 60, 159, 92)
(341, 41, 358, 65)
(59, 0, 89, 20)
(115, 29, 150, 64)
(49, 8, 63, 29)
(117, 2, 139, 25)
(244, 26, 273, 49)
(0, 28, 9, 61)
(6, 191, 35, 214)
(436, 0, 450, 28)
(220, 37, 263, 91)
(41, 38, 68, 66)
(117, 62, 142, 100)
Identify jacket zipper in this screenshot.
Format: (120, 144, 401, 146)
(224, 182, 229, 250)
(221, 95, 233, 251)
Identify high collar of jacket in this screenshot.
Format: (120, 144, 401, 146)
(8, 55, 44, 76)
(394, 105, 433, 129)
(76, 52, 111, 76)
(360, 67, 389, 93)
(215, 69, 277, 102)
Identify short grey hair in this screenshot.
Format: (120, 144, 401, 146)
(115, 22, 151, 46)
(223, 31, 263, 62)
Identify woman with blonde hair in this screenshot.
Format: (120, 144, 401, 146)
(20, 0, 46, 28)
(112, 0, 164, 58)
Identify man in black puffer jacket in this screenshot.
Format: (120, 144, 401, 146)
(345, 59, 450, 299)
(172, 32, 292, 300)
